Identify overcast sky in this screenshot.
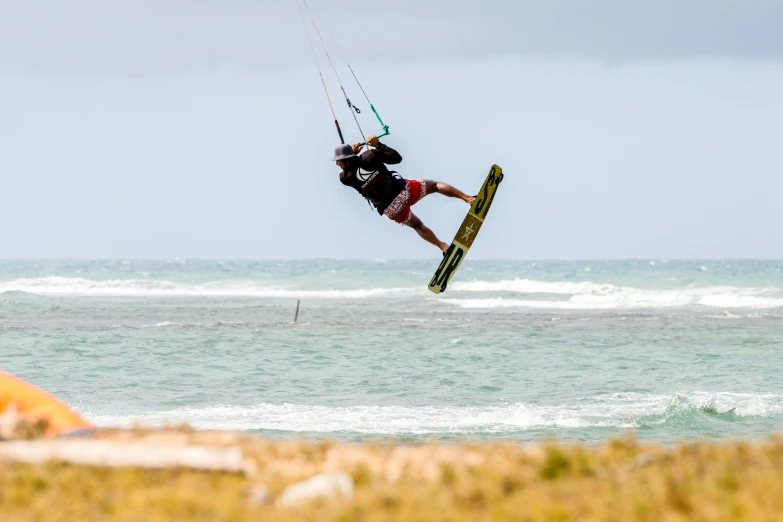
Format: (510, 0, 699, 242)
(2, 1, 781, 259)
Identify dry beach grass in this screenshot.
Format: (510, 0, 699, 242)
(2, 428, 783, 521)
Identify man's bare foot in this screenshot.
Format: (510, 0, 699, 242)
(466, 195, 476, 205)
(439, 242, 450, 254)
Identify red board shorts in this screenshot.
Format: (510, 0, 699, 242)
(384, 179, 426, 224)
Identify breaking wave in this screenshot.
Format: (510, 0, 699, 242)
(440, 280, 783, 309)
(2, 276, 781, 309)
(89, 392, 782, 435)
(450, 279, 618, 294)
(0, 277, 419, 299)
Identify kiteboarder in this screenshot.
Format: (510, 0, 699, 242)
(334, 136, 475, 254)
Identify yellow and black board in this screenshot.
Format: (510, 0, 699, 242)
(428, 165, 504, 293)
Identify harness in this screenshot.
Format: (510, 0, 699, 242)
(358, 169, 404, 214)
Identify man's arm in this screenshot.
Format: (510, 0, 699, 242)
(356, 135, 402, 165)
(373, 141, 402, 165)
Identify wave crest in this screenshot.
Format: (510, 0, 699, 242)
(0, 276, 418, 299)
(88, 392, 782, 434)
(439, 284, 783, 310)
(3, 276, 782, 309)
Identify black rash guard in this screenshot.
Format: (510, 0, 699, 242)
(339, 142, 406, 214)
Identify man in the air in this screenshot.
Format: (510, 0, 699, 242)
(334, 135, 474, 254)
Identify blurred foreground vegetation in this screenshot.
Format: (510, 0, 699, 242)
(2, 429, 783, 521)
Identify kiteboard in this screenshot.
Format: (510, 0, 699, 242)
(428, 165, 504, 293)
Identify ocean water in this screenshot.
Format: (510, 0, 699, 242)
(2, 259, 782, 445)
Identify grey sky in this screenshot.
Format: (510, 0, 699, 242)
(3, 1, 783, 74)
(1, 2, 782, 259)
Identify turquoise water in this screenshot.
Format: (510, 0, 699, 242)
(2, 259, 782, 444)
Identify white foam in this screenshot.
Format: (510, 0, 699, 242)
(687, 392, 781, 417)
(697, 294, 783, 309)
(450, 279, 618, 294)
(90, 403, 596, 433)
(451, 279, 783, 309)
(4, 276, 781, 309)
(439, 284, 783, 310)
(0, 277, 419, 299)
(88, 392, 782, 434)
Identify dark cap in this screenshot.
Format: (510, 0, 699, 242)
(332, 144, 357, 161)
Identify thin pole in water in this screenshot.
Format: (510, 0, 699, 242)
(294, 300, 301, 323)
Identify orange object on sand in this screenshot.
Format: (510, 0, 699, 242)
(0, 371, 94, 436)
